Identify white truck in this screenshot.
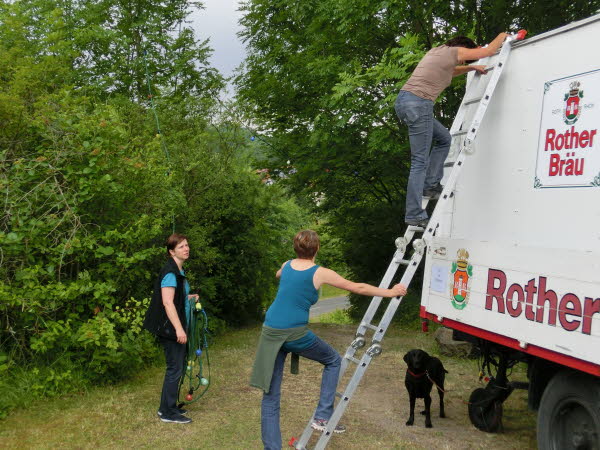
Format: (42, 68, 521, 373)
(420, 14, 600, 449)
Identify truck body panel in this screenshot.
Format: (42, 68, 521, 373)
(421, 15, 600, 375)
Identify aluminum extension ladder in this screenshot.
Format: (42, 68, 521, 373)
(293, 32, 526, 450)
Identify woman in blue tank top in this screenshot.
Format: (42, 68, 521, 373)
(251, 230, 407, 449)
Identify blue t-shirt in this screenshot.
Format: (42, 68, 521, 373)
(265, 261, 319, 352)
(161, 271, 190, 326)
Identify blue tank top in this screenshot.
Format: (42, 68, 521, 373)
(265, 261, 320, 352)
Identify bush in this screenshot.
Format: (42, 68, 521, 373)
(0, 1, 307, 417)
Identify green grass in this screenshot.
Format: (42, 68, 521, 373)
(0, 324, 538, 449)
(310, 308, 353, 324)
(318, 284, 347, 299)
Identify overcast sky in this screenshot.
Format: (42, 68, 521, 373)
(190, 0, 247, 82)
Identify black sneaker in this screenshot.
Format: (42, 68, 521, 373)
(423, 183, 444, 200)
(405, 218, 429, 227)
(311, 418, 346, 434)
(157, 408, 188, 417)
(159, 413, 192, 424)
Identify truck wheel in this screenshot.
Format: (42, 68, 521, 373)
(537, 370, 600, 450)
(468, 387, 503, 432)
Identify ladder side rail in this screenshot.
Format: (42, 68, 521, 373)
(313, 338, 389, 449)
(422, 150, 468, 240)
(354, 227, 418, 336)
(424, 46, 515, 241)
(372, 148, 472, 342)
(449, 97, 472, 136)
(449, 54, 493, 135)
(337, 240, 412, 386)
(372, 254, 424, 343)
(464, 41, 514, 144)
(355, 256, 401, 335)
(295, 411, 317, 450)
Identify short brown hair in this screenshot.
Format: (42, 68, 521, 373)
(166, 233, 188, 257)
(293, 230, 320, 259)
(444, 36, 478, 48)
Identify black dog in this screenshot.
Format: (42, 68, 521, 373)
(403, 349, 448, 428)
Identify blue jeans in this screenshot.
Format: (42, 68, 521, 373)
(261, 336, 341, 450)
(158, 337, 186, 417)
(395, 90, 451, 221)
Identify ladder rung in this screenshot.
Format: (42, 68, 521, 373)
(451, 129, 468, 137)
(406, 225, 425, 232)
(463, 96, 482, 105)
(396, 259, 411, 265)
(335, 391, 343, 398)
(345, 355, 361, 365)
(464, 93, 490, 106)
(444, 162, 455, 168)
(362, 323, 378, 331)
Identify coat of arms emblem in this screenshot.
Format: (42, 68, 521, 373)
(450, 249, 472, 310)
(564, 81, 584, 125)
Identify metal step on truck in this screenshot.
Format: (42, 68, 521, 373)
(420, 14, 600, 450)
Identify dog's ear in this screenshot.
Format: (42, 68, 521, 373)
(403, 352, 410, 364)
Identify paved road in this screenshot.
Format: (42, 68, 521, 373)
(309, 295, 350, 318)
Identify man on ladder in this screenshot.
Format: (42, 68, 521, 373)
(396, 32, 509, 227)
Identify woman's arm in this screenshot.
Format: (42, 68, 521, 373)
(314, 267, 407, 298)
(457, 32, 509, 61)
(275, 261, 287, 279)
(161, 287, 187, 344)
(453, 65, 488, 77)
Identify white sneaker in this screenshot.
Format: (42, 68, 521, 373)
(311, 418, 346, 434)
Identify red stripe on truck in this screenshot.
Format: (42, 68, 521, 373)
(420, 305, 600, 377)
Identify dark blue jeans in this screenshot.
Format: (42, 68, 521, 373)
(158, 337, 186, 418)
(261, 336, 341, 450)
(395, 90, 452, 221)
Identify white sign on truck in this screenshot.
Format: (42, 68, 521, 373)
(535, 70, 600, 188)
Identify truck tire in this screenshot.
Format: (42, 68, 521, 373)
(537, 370, 600, 450)
(468, 387, 503, 432)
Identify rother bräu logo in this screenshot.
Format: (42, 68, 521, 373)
(450, 249, 472, 310)
(564, 81, 584, 125)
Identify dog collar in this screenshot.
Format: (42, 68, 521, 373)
(408, 369, 426, 378)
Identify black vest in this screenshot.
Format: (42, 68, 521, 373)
(143, 257, 187, 340)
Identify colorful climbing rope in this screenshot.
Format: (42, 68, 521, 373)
(178, 301, 211, 405)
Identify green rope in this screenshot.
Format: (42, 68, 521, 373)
(178, 302, 211, 405)
(142, 48, 175, 234)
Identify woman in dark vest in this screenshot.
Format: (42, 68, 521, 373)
(251, 230, 407, 449)
(396, 32, 509, 227)
(143, 233, 199, 424)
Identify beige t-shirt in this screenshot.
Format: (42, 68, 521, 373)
(401, 45, 459, 101)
